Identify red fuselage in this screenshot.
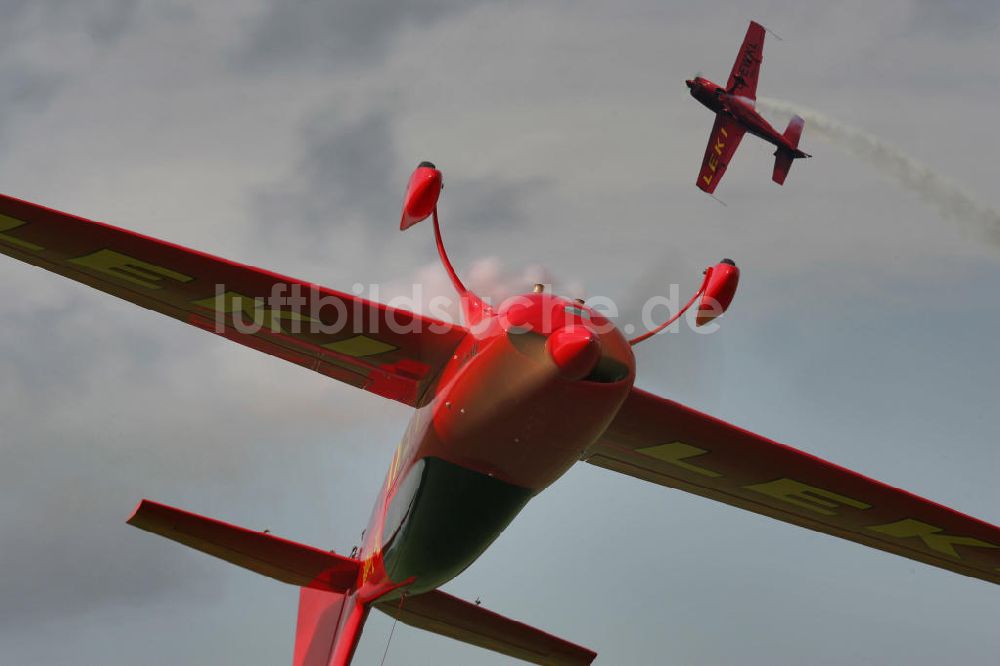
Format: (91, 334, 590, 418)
(351, 293, 635, 604)
(685, 77, 804, 155)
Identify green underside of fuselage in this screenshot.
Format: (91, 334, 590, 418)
(381, 456, 532, 594)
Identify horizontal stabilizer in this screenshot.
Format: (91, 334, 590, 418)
(376, 589, 595, 665)
(127, 499, 359, 592)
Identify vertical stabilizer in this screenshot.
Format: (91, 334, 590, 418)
(783, 114, 805, 149)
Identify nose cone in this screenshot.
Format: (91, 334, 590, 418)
(546, 326, 602, 381)
(685, 79, 694, 88)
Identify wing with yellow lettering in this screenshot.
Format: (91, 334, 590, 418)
(726, 20, 765, 99)
(0, 193, 466, 407)
(696, 114, 745, 194)
(585, 387, 1000, 585)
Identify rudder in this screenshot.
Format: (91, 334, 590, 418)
(295, 589, 369, 666)
(295, 589, 348, 666)
(772, 150, 795, 185)
(774, 115, 807, 184)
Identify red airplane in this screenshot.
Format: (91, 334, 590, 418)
(687, 20, 811, 194)
(0, 162, 997, 666)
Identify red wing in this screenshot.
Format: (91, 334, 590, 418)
(376, 589, 596, 665)
(585, 387, 1000, 585)
(726, 20, 765, 99)
(0, 193, 466, 407)
(696, 114, 746, 193)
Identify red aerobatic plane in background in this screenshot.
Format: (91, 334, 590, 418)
(1, 158, 998, 665)
(687, 20, 811, 193)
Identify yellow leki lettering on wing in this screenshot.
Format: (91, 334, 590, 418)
(193, 290, 315, 334)
(867, 518, 1000, 558)
(636, 442, 723, 478)
(323, 335, 396, 358)
(744, 478, 871, 516)
(69, 249, 193, 289)
(0, 214, 44, 252)
(713, 126, 729, 155)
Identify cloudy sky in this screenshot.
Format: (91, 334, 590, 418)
(1, 1, 998, 664)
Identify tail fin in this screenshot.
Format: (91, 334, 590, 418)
(296, 589, 368, 666)
(773, 115, 809, 185)
(772, 150, 795, 185)
(128, 500, 369, 666)
(783, 114, 805, 149)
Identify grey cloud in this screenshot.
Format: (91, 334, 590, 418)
(251, 105, 549, 270)
(0, 0, 141, 146)
(0, 306, 216, 625)
(0, 0, 33, 24)
(2, 2, 1000, 663)
(237, 0, 500, 71)
(251, 108, 399, 266)
(0, 65, 64, 139)
(0, 465, 220, 626)
(909, 0, 1000, 35)
(0, 0, 140, 47)
(85, 0, 140, 45)
(442, 177, 548, 232)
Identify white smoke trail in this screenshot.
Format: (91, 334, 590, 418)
(757, 97, 1000, 246)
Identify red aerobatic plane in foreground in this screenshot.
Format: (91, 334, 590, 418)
(1, 161, 998, 666)
(687, 20, 811, 193)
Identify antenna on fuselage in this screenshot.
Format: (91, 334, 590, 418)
(398, 162, 488, 324)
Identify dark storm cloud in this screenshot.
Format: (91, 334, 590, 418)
(251, 108, 399, 262)
(252, 106, 548, 264)
(237, 0, 502, 71)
